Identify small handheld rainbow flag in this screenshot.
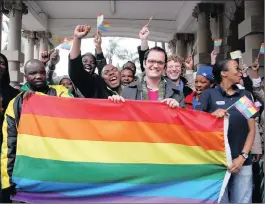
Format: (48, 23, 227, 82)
(214, 39, 222, 47)
(259, 43, 264, 54)
(98, 21, 110, 31)
(97, 13, 104, 27)
(52, 36, 64, 45)
(233, 96, 259, 119)
(60, 38, 73, 50)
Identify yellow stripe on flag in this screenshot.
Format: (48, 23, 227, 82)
(17, 134, 227, 165)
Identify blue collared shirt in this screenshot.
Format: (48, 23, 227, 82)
(196, 84, 257, 165)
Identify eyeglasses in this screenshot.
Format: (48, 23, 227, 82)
(147, 59, 165, 66)
(167, 65, 182, 70)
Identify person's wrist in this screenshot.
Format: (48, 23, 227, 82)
(74, 36, 82, 41)
(239, 155, 246, 161)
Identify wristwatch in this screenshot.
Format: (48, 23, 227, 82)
(240, 152, 249, 159)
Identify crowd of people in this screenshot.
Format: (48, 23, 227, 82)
(0, 23, 264, 203)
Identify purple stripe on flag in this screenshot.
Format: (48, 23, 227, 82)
(13, 192, 215, 203)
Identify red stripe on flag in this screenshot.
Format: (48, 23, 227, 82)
(21, 95, 223, 132)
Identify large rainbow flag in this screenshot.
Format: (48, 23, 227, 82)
(12, 95, 231, 203)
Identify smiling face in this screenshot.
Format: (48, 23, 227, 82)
(166, 60, 182, 81)
(144, 50, 166, 79)
(82, 55, 96, 74)
(195, 75, 211, 95)
(102, 64, 121, 89)
(121, 69, 134, 86)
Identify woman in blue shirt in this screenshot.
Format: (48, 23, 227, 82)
(196, 59, 256, 203)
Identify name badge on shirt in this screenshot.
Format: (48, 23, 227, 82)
(216, 101, 225, 105)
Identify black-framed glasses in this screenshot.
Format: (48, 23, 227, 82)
(147, 59, 165, 66)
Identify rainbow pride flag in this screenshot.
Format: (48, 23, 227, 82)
(97, 13, 104, 27)
(259, 43, 264, 54)
(98, 21, 110, 31)
(60, 38, 72, 50)
(12, 95, 231, 203)
(214, 39, 222, 47)
(234, 96, 259, 119)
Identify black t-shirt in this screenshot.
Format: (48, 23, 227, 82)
(68, 54, 114, 99)
(196, 85, 257, 166)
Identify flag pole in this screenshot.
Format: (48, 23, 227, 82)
(256, 52, 260, 61)
(146, 17, 152, 27)
(191, 38, 198, 56)
(226, 103, 234, 111)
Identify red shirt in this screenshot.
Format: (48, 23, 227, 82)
(184, 91, 196, 109)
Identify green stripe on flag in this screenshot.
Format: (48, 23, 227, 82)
(13, 156, 226, 184)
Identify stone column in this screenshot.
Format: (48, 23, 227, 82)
(34, 40, 40, 60)
(210, 4, 224, 60)
(36, 31, 51, 59)
(174, 33, 188, 58)
(238, 0, 264, 72)
(22, 30, 35, 64)
(168, 39, 176, 55)
(2, 1, 28, 84)
(192, 3, 214, 65)
(186, 34, 195, 57)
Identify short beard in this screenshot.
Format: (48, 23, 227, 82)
(30, 84, 48, 92)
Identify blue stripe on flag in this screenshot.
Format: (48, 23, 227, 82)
(13, 177, 222, 201)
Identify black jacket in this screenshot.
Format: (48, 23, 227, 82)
(0, 53, 19, 202)
(68, 54, 117, 98)
(0, 53, 20, 115)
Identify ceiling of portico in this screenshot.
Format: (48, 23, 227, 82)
(23, 1, 201, 43)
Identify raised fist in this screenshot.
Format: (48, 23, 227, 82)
(74, 25, 91, 39)
(39, 51, 49, 64)
(184, 56, 194, 70)
(50, 49, 60, 66)
(139, 25, 150, 40)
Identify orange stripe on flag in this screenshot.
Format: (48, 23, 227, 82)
(18, 114, 224, 151)
(21, 96, 223, 132)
